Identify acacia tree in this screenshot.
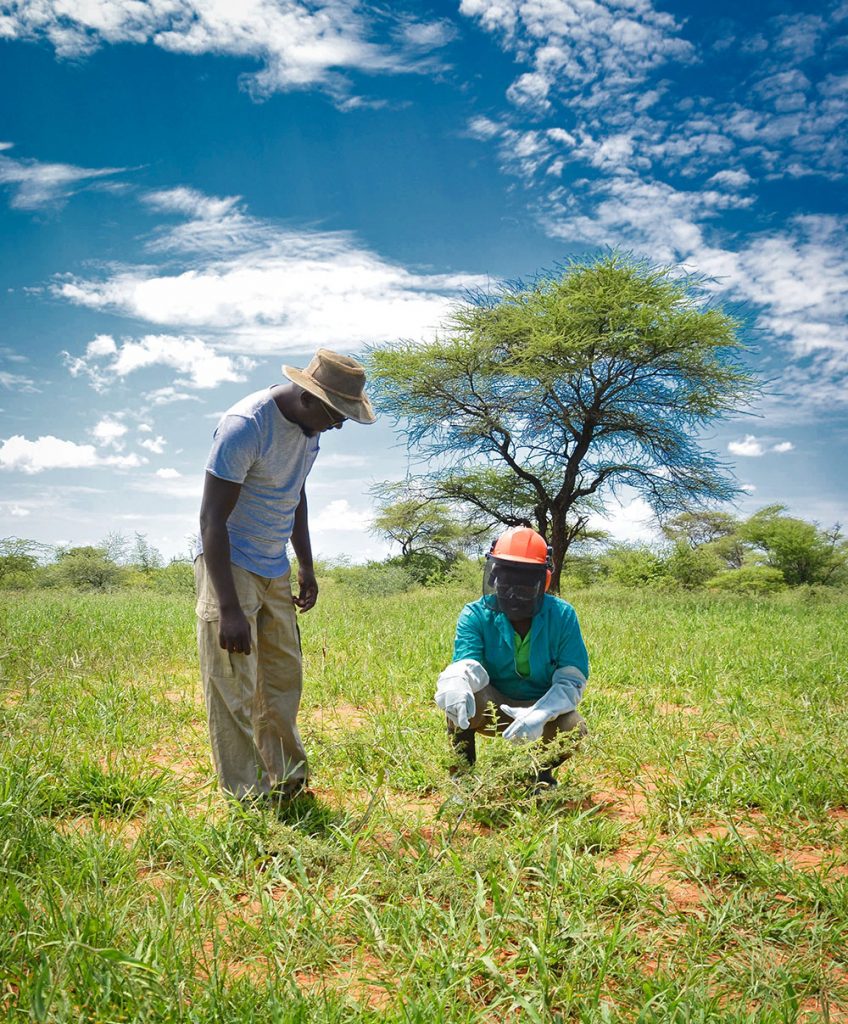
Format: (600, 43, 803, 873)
(741, 505, 847, 585)
(661, 509, 747, 569)
(367, 254, 757, 589)
(661, 510, 740, 549)
(370, 480, 485, 559)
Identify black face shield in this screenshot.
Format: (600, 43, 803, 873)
(482, 557, 547, 619)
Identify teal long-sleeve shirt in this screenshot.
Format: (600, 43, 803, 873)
(452, 594, 590, 702)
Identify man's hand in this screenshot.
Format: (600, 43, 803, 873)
(436, 688, 476, 731)
(293, 565, 318, 613)
(500, 705, 549, 743)
(218, 605, 252, 655)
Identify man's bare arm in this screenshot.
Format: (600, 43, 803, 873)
(291, 486, 318, 612)
(199, 471, 252, 654)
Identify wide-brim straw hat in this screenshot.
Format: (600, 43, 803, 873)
(282, 349, 376, 424)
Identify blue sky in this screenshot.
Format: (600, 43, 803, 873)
(0, 0, 845, 563)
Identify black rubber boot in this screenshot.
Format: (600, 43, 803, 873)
(449, 727, 477, 773)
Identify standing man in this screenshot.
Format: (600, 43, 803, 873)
(435, 527, 589, 790)
(196, 349, 376, 801)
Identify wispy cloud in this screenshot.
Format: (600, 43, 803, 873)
(0, 1, 457, 106)
(0, 144, 125, 209)
(0, 434, 145, 474)
(54, 189, 491, 353)
(0, 369, 39, 391)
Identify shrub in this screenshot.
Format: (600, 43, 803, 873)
(122, 560, 195, 594)
(47, 546, 125, 591)
(706, 566, 786, 595)
(386, 551, 449, 585)
(665, 540, 722, 589)
(560, 553, 602, 586)
(329, 560, 415, 596)
(601, 545, 669, 587)
(440, 555, 482, 591)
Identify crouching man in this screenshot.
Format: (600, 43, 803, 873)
(435, 527, 589, 790)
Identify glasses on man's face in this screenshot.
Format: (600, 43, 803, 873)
(319, 400, 347, 429)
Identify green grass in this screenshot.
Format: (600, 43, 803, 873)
(1, 583, 847, 1022)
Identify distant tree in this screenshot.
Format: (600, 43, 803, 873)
(0, 537, 41, 588)
(53, 546, 124, 591)
(368, 253, 757, 589)
(600, 544, 669, 588)
(704, 532, 748, 571)
(132, 532, 164, 573)
(101, 531, 130, 565)
(740, 506, 847, 586)
(707, 565, 787, 595)
(665, 539, 723, 588)
(370, 481, 485, 560)
(152, 558, 195, 594)
(662, 508, 747, 570)
(558, 529, 610, 587)
(661, 510, 740, 549)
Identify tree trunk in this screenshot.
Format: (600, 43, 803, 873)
(549, 512, 567, 593)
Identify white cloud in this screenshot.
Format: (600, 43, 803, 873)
(310, 499, 372, 532)
(65, 333, 255, 390)
(144, 187, 241, 220)
(708, 169, 753, 188)
(86, 334, 118, 357)
(542, 175, 738, 265)
(146, 387, 201, 405)
(91, 416, 128, 448)
(741, 484, 757, 493)
(0, 144, 124, 209)
(460, 0, 694, 114)
(140, 435, 167, 454)
(0, 370, 38, 391)
(732, 216, 848, 359)
(771, 441, 795, 453)
(4, 504, 31, 517)
(534, 178, 847, 415)
(0, 2, 455, 105)
(466, 116, 504, 140)
(728, 435, 766, 457)
(0, 434, 145, 474)
(316, 453, 369, 469)
(156, 467, 182, 479)
(132, 473, 203, 499)
(588, 495, 657, 544)
(54, 191, 491, 352)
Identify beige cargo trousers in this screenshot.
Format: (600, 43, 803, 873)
(195, 556, 307, 800)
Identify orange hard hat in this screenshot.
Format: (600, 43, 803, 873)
(491, 527, 550, 565)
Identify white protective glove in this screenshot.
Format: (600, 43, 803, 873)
(434, 659, 489, 730)
(501, 668, 587, 743)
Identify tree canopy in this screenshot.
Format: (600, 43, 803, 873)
(740, 505, 846, 586)
(367, 253, 757, 588)
(370, 480, 485, 560)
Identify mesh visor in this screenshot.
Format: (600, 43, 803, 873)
(483, 556, 546, 619)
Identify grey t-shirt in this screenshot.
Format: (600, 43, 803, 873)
(200, 389, 319, 578)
